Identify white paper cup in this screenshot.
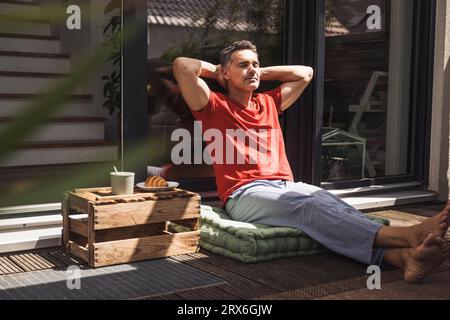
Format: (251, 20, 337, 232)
(110, 172, 135, 195)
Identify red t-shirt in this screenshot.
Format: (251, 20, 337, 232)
(191, 87, 294, 203)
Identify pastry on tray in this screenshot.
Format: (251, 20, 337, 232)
(144, 176, 169, 187)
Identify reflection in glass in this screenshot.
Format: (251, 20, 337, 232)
(0, 1, 122, 206)
(322, 0, 413, 183)
(147, 0, 286, 183)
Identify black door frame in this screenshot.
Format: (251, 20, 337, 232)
(122, 0, 148, 183)
(408, 0, 436, 186)
(284, 0, 325, 185)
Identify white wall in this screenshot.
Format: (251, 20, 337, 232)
(430, 0, 450, 201)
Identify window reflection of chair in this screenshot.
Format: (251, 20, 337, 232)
(348, 71, 388, 177)
(322, 127, 366, 179)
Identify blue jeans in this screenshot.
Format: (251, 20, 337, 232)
(225, 180, 385, 266)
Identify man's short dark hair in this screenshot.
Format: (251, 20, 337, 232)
(220, 40, 258, 67)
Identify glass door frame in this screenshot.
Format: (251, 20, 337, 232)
(122, 0, 149, 183)
(283, 0, 437, 190)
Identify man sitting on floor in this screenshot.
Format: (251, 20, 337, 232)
(172, 40, 449, 283)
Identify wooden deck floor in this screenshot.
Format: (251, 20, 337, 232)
(1, 201, 449, 300)
(147, 201, 450, 300)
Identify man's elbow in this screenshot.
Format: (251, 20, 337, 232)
(299, 66, 314, 83)
(172, 57, 200, 77)
(173, 57, 196, 77)
(306, 67, 314, 82)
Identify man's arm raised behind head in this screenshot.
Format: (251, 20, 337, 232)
(260, 66, 314, 112)
(172, 57, 223, 111)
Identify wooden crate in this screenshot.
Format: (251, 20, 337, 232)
(62, 187, 201, 268)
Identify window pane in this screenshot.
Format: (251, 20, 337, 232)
(147, 0, 286, 187)
(0, 2, 121, 208)
(322, 0, 413, 182)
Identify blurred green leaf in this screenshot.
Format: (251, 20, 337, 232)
(0, 137, 163, 207)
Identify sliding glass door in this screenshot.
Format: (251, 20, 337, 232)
(318, 0, 435, 188)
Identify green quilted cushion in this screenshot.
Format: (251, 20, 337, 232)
(197, 205, 326, 263)
(170, 205, 390, 264)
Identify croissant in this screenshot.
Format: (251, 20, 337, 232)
(145, 176, 169, 187)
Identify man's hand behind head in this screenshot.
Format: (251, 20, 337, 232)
(215, 64, 226, 89)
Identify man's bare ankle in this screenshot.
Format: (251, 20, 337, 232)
(405, 225, 420, 247)
(400, 248, 413, 270)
